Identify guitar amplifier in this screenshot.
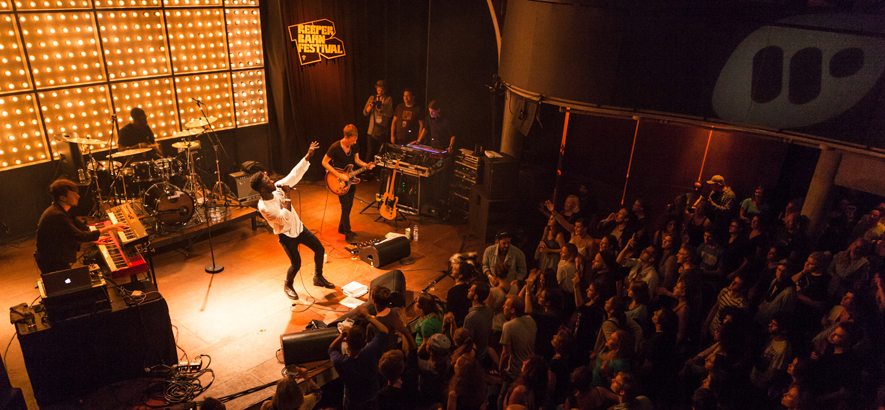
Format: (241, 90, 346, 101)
(358, 236, 411, 268)
(229, 171, 259, 203)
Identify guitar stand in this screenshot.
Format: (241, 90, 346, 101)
(375, 206, 412, 230)
(359, 197, 380, 214)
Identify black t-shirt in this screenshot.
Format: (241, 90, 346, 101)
(422, 116, 453, 150)
(393, 104, 424, 143)
(326, 140, 356, 170)
(445, 283, 471, 327)
(118, 123, 155, 148)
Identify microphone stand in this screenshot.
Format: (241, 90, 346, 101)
(191, 100, 223, 274)
(193, 99, 235, 204)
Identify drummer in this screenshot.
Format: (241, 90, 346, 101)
(118, 107, 162, 158)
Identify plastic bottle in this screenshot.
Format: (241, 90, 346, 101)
(405, 227, 411, 240)
(413, 225, 418, 241)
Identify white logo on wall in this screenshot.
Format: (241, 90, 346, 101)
(713, 14, 885, 129)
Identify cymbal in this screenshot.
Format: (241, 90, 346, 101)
(110, 147, 152, 158)
(184, 116, 218, 129)
(172, 128, 203, 138)
(54, 135, 106, 145)
(86, 160, 122, 171)
(172, 141, 201, 149)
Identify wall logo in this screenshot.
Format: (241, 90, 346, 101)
(288, 19, 346, 65)
(713, 14, 885, 129)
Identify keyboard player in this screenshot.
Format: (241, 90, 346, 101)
(35, 179, 124, 274)
(412, 100, 455, 154)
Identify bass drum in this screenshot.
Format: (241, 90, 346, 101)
(143, 183, 194, 225)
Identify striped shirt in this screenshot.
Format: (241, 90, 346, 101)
(710, 288, 748, 334)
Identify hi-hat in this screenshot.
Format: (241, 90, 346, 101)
(172, 128, 203, 138)
(54, 135, 105, 145)
(184, 116, 218, 129)
(110, 147, 152, 158)
(172, 140, 201, 149)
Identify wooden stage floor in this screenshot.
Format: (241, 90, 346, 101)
(0, 179, 490, 409)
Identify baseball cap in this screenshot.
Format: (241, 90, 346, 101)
(706, 175, 725, 185)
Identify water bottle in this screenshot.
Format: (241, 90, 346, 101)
(413, 225, 418, 241)
(78, 169, 87, 184)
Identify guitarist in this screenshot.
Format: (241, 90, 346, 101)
(322, 124, 375, 242)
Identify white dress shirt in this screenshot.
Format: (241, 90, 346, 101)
(258, 158, 310, 238)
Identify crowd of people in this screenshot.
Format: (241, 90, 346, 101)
(251, 174, 885, 410)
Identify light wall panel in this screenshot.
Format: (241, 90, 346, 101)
(111, 78, 178, 139)
(175, 72, 233, 131)
(20, 12, 104, 88)
(0, 93, 48, 167)
(0, 4, 266, 172)
(225, 8, 262, 69)
(98, 10, 170, 80)
(0, 16, 31, 94)
(232, 69, 264, 126)
(39, 85, 113, 149)
(166, 9, 227, 74)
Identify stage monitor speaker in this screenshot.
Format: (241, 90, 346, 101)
(478, 155, 519, 200)
(359, 236, 411, 268)
(469, 188, 519, 242)
(280, 327, 341, 366)
(229, 171, 259, 202)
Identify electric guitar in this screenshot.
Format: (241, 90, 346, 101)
(379, 160, 400, 220)
(325, 163, 374, 196)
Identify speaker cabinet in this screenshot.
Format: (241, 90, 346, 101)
(478, 155, 518, 200)
(468, 188, 519, 242)
(280, 327, 341, 366)
(359, 236, 411, 268)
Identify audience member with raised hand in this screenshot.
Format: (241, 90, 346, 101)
(537, 216, 567, 272)
(543, 195, 582, 233)
(524, 273, 563, 360)
(260, 367, 323, 410)
(505, 355, 549, 410)
(616, 238, 658, 299)
(329, 304, 389, 410)
(598, 208, 635, 250)
(446, 355, 485, 410)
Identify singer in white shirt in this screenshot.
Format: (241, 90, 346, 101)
(251, 141, 334, 300)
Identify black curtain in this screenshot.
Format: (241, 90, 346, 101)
(261, 0, 430, 179)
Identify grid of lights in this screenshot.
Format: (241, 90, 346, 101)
(166, 9, 228, 74)
(98, 10, 170, 80)
(232, 69, 265, 126)
(226, 8, 262, 69)
(175, 72, 233, 130)
(0, 94, 48, 168)
(0, 5, 267, 172)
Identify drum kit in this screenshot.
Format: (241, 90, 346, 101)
(59, 115, 235, 229)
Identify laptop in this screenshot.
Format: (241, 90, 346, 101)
(41, 266, 94, 298)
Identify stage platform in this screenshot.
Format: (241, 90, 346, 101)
(0, 178, 491, 409)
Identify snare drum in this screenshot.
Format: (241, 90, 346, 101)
(153, 157, 182, 181)
(131, 161, 159, 182)
(143, 183, 194, 225)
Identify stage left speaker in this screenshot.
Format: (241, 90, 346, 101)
(358, 236, 411, 268)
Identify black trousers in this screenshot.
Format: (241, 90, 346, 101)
(338, 186, 355, 234)
(278, 228, 324, 282)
